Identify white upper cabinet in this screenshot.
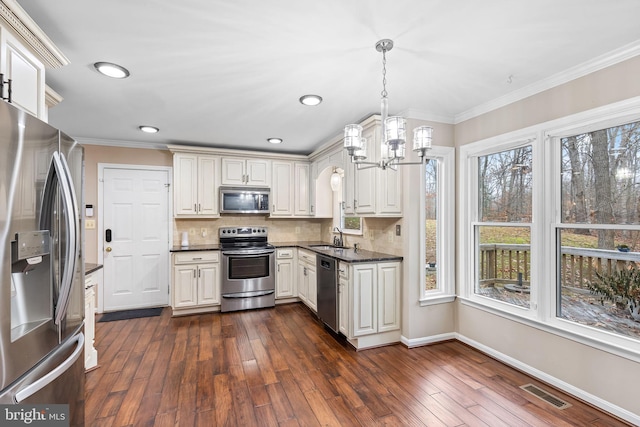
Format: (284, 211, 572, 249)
(0, 2, 69, 120)
(271, 161, 310, 217)
(294, 162, 310, 216)
(173, 153, 219, 217)
(1, 30, 43, 117)
(271, 161, 294, 216)
(221, 157, 271, 187)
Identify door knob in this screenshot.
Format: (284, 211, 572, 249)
(105, 247, 112, 252)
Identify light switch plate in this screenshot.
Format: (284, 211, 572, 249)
(396, 224, 401, 236)
(85, 219, 96, 229)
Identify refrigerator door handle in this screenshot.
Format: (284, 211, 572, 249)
(55, 152, 80, 326)
(39, 151, 80, 326)
(14, 332, 84, 403)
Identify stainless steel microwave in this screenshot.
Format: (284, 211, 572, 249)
(219, 187, 270, 214)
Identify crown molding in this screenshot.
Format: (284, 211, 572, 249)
(76, 137, 169, 151)
(455, 39, 640, 124)
(399, 108, 455, 124)
(0, 0, 69, 68)
(45, 84, 63, 108)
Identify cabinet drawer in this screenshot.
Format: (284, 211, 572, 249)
(338, 262, 349, 279)
(297, 249, 316, 266)
(277, 248, 294, 259)
(174, 251, 219, 264)
(85, 272, 97, 288)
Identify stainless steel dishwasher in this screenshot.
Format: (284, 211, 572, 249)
(317, 254, 338, 333)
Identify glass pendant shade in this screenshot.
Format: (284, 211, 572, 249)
(413, 126, 433, 154)
(384, 116, 406, 148)
(353, 138, 367, 160)
(394, 143, 406, 160)
(330, 171, 341, 191)
(344, 124, 363, 151)
(380, 142, 390, 161)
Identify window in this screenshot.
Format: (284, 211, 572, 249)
(557, 122, 640, 341)
(460, 100, 640, 356)
(425, 159, 437, 291)
(341, 215, 363, 235)
(475, 146, 533, 308)
(421, 147, 455, 302)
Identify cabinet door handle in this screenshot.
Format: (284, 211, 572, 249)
(198, 268, 201, 278)
(354, 199, 357, 208)
(194, 203, 197, 212)
(192, 257, 202, 260)
(193, 269, 196, 278)
(311, 205, 314, 213)
(198, 203, 201, 212)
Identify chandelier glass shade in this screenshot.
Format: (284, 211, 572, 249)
(343, 39, 433, 170)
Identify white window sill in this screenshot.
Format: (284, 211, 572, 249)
(419, 294, 456, 306)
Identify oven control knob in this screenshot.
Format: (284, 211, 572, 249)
(232, 230, 236, 233)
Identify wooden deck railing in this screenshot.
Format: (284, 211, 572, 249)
(479, 244, 640, 288)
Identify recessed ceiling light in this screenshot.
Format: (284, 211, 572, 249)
(139, 125, 159, 133)
(267, 138, 283, 144)
(299, 94, 322, 106)
(94, 62, 130, 79)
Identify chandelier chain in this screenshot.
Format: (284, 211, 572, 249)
(381, 49, 388, 98)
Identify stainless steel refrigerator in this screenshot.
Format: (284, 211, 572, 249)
(0, 101, 84, 425)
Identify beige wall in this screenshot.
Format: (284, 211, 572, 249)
(402, 118, 457, 341)
(455, 55, 640, 146)
(454, 57, 640, 420)
(83, 144, 172, 262)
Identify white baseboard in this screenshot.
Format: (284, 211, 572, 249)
(400, 332, 457, 348)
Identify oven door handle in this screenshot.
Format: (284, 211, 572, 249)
(222, 290, 275, 298)
(222, 249, 275, 256)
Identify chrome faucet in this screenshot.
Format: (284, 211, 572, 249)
(333, 227, 344, 247)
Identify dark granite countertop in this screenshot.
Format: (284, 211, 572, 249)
(169, 241, 402, 263)
(85, 263, 103, 275)
(273, 241, 403, 264)
(170, 244, 222, 252)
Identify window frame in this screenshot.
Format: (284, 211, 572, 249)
(420, 146, 456, 304)
(459, 97, 640, 362)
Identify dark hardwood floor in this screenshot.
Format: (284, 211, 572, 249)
(86, 303, 630, 426)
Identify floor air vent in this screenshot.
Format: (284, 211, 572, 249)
(520, 384, 572, 410)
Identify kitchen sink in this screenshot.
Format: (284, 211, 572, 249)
(309, 244, 348, 250)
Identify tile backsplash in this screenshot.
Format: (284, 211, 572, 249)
(174, 216, 403, 256)
(174, 216, 327, 245)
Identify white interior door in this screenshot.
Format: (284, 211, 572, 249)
(102, 167, 170, 311)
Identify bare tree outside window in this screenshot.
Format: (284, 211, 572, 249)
(425, 160, 437, 291)
(476, 146, 532, 306)
(559, 121, 640, 340)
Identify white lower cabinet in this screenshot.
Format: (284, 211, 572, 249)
(297, 249, 317, 312)
(172, 251, 220, 315)
(84, 270, 101, 371)
(339, 261, 401, 349)
(276, 248, 296, 299)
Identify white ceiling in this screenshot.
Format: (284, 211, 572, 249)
(17, 0, 640, 154)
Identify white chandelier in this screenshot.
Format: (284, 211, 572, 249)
(344, 39, 433, 170)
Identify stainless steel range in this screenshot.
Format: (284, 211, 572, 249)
(219, 226, 275, 312)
